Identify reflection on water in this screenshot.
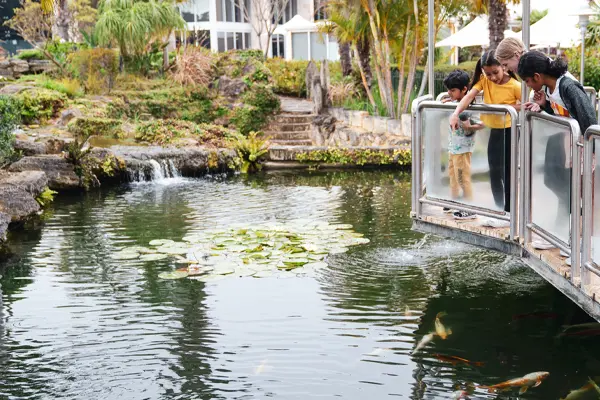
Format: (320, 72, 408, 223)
(0, 170, 598, 399)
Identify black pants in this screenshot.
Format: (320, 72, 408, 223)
(488, 127, 511, 212)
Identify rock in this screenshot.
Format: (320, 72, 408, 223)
(13, 139, 46, 156)
(0, 186, 40, 221)
(217, 76, 247, 98)
(311, 115, 336, 146)
(0, 211, 10, 241)
(9, 59, 29, 76)
(28, 60, 54, 74)
(43, 138, 68, 154)
(0, 84, 33, 95)
(242, 61, 257, 76)
(8, 155, 80, 190)
(0, 170, 48, 197)
(305, 61, 318, 99)
(58, 108, 83, 126)
(0, 68, 13, 79)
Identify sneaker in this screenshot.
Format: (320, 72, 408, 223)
(481, 218, 510, 228)
(443, 207, 453, 214)
(453, 210, 477, 220)
(560, 249, 569, 258)
(532, 240, 555, 250)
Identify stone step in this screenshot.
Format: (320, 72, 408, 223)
(274, 114, 315, 123)
(265, 131, 310, 141)
(267, 123, 311, 133)
(269, 139, 312, 146)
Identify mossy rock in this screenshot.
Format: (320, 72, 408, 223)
(67, 117, 123, 139)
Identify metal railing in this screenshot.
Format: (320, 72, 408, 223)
(583, 87, 599, 124)
(413, 101, 519, 239)
(582, 125, 600, 286)
(411, 95, 433, 217)
(521, 112, 582, 281)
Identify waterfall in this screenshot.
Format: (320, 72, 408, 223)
(129, 159, 183, 183)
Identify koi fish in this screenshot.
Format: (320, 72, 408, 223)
(451, 390, 469, 399)
(589, 377, 600, 395)
(478, 371, 549, 394)
(435, 312, 452, 340)
(560, 382, 594, 400)
(434, 354, 484, 367)
(254, 359, 270, 375)
(412, 333, 435, 355)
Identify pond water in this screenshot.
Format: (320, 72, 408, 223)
(0, 170, 599, 400)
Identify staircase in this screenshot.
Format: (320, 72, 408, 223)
(266, 97, 315, 146)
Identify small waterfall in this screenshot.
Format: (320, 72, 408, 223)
(129, 159, 183, 183)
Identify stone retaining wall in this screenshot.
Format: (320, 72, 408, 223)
(0, 59, 55, 79)
(328, 108, 412, 138)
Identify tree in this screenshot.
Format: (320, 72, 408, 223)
(5, 0, 66, 74)
(95, 0, 184, 70)
(469, 0, 520, 49)
(240, 0, 290, 58)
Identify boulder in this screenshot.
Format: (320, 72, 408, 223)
(0, 211, 10, 241)
(0, 170, 48, 197)
(58, 108, 83, 126)
(0, 186, 40, 221)
(217, 76, 247, 98)
(8, 155, 80, 190)
(13, 139, 47, 156)
(9, 59, 29, 76)
(0, 84, 33, 95)
(28, 60, 54, 74)
(42, 138, 68, 154)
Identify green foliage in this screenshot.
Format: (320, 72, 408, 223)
(197, 123, 237, 147)
(135, 119, 201, 145)
(65, 139, 122, 190)
(68, 48, 119, 94)
(231, 85, 280, 135)
(40, 77, 83, 98)
(15, 88, 66, 124)
(35, 187, 58, 207)
(295, 148, 411, 167)
(265, 58, 307, 97)
(565, 48, 600, 91)
(68, 117, 123, 139)
(46, 41, 84, 67)
(232, 131, 269, 174)
(15, 49, 44, 60)
(0, 96, 22, 165)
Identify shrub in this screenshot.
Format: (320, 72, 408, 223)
(265, 58, 308, 97)
(565, 47, 600, 91)
(170, 47, 214, 87)
(329, 81, 358, 107)
(40, 77, 83, 98)
(0, 96, 22, 165)
(295, 148, 411, 166)
(135, 119, 202, 145)
(15, 49, 44, 60)
(16, 88, 67, 124)
(68, 48, 119, 94)
(197, 123, 236, 147)
(231, 84, 279, 135)
(242, 84, 280, 113)
(68, 117, 123, 139)
(232, 131, 269, 174)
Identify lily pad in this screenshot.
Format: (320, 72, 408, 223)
(112, 252, 140, 260)
(329, 247, 349, 254)
(304, 262, 328, 269)
(213, 267, 236, 275)
(351, 237, 371, 245)
(122, 246, 155, 254)
(158, 271, 189, 280)
(149, 239, 175, 247)
(140, 253, 169, 261)
(234, 268, 257, 277)
(192, 274, 227, 283)
(157, 246, 189, 255)
(283, 258, 310, 266)
(253, 270, 275, 278)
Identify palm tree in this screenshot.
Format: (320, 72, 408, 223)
(470, 0, 520, 49)
(95, 0, 184, 71)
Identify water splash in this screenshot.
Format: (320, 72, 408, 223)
(129, 159, 184, 184)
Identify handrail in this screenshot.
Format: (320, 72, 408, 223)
(584, 86, 597, 109)
(414, 101, 519, 239)
(582, 125, 600, 286)
(411, 95, 433, 217)
(523, 112, 582, 281)
(436, 92, 450, 102)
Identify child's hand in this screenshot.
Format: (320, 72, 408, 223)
(461, 120, 472, 130)
(524, 102, 541, 112)
(441, 97, 452, 104)
(449, 114, 460, 130)
(533, 90, 546, 107)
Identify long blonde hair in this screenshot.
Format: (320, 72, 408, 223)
(495, 37, 526, 61)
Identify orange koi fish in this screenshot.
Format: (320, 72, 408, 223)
(479, 371, 549, 394)
(435, 312, 452, 340)
(434, 354, 484, 367)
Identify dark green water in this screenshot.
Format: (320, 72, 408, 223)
(0, 170, 599, 400)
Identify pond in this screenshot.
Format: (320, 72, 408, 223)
(0, 170, 599, 399)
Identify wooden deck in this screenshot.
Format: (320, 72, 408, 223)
(414, 203, 600, 321)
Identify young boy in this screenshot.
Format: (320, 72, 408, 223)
(442, 70, 484, 220)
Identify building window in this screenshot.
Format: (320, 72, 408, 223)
(185, 30, 211, 48)
(216, 31, 252, 51)
(179, 0, 209, 23)
(314, 0, 326, 20)
(217, 0, 249, 22)
(274, 0, 297, 25)
(271, 34, 284, 58)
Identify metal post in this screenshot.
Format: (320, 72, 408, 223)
(523, 114, 532, 245)
(509, 108, 519, 240)
(428, 0, 435, 97)
(519, 0, 530, 243)
(582, 127, 597, 286)
(581, 26, 586, 84)
(571, 120, 583, 283)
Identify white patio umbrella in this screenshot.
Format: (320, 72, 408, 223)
(435, 16, 521, 48)
(529, 10, 581, 48)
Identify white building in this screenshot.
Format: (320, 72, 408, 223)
(177, 0, 339, 61)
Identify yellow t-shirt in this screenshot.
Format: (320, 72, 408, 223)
(473, 75, 521, 129)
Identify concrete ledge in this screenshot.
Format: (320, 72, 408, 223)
(268, 145, 410, 162)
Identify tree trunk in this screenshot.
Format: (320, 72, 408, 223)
(339, 41, 353, 76)
(488, 0, 507, 49)
(402, 35, 419, 113)
(417, 56, 428, 97)
(55, 0, 70, 42)
(356, 37, 372, 88)
(353, 42, 377, 110)
(396, 18, 410, 117)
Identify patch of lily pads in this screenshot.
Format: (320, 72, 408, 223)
(111, 220, 370, 282)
